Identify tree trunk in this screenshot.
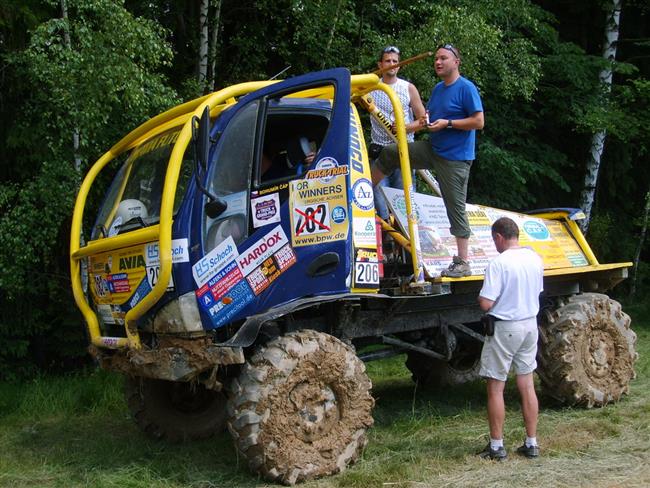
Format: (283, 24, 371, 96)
(631, 189, 650, 297)
(320, 0, 343, 70)
(208, 0, 222, 91)
(198, 0, 209, 90)
(579, 0, 621, 233)
(60, 0, 82, 172)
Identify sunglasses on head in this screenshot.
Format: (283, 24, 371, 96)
(438, 44, 459, 59)
(383, 46, 400, 54)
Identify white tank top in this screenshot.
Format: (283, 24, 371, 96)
(370, 78, 414, 146)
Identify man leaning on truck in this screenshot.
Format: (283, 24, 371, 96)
(477, 217, 544, 461)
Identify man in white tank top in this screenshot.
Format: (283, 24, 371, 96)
(477, 217, 544, 461)
(369, 46, 426, 219)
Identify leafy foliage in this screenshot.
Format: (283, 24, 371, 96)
(0, 0, 178, 379)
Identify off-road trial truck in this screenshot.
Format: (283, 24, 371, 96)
(70, 68, 637, 485)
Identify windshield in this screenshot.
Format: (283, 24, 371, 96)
(91, 128, 192, 240)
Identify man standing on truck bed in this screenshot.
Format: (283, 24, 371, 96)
(370, 45, 426, 220)
(371, 43, 484, 277)
(477, 217, 544, 460)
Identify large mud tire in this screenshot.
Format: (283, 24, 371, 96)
(405, 344, 482, 387)
(538, 293, 637, 407)
(125, 376, 227, 442)
(227, 330, 374, 485)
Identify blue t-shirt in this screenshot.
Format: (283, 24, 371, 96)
(427, 76, 483, 161)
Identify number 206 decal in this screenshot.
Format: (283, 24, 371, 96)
(355, 261, 379, 287)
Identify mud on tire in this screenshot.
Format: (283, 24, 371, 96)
(124, 376, 227, 442)
(538, 293, 637, 407)
(227, 330, 374, 485)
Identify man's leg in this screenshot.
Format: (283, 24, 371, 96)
(374, 175, 390, 220)
(515, 373, 538, 439)
(456, 236, 469, 262)
(486, 377, 506, 440)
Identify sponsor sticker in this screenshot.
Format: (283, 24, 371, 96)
(289, 174, 348, 247)
(351, 178, 374, 211)
(237, 225, 289, 276)
(305, 159, 347, 183)
(252, 193, 281, 228)
(192, 235, 238, 287)
(352, 217, 377, 247)
(353, 247, 379, 288)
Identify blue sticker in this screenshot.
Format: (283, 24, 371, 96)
(523, 221, 550, 240)
(332, 205, 347, 224)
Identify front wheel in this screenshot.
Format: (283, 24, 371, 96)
(537, 293, 637, 407)
(227, 330, 374, 485)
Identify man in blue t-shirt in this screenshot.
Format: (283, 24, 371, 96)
(371, 44, 484, 278)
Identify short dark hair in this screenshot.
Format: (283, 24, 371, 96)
(379, 45, 400, 61)
(491, 217, 519, 240)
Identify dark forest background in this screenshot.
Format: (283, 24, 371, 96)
(0, 0, 648, 379)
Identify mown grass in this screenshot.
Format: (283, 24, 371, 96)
(1, 306, 649, 488)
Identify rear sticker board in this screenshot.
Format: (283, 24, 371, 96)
(193, 226, 296, 328)
(382, 187, 589, 276)
(289, 173, 348, 247)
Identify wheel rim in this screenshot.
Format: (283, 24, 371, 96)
(289, 381, 340, 442)
(585, 328, 615, 379)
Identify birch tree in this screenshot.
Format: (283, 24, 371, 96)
(208, 0, 222, 91)
(579, 0, 622, 232)
(198, 0, 209, 89)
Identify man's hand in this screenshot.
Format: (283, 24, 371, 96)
(427, 118, 449, 132)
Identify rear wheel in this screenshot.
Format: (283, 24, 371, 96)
(537, 293, 637, 407)
(125, 376, 227, 442)
(227, 330, 374, 485)
(405, 342, 482, 387)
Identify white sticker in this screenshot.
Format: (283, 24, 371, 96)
(252, 193, 281, 228)
(237, 225, 289, 277)
(355, 261, 379, 286)
(192, 235, 238, 287)
(352, 178, 374, 211)
(96, 304, 115, 324)
(108, 216, 122, 237)
(353, 216, 377, 246)
(145, 238, 190, 267)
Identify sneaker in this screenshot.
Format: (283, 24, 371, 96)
(478, 443, 507, 461)
(516, 443, 540, 458)
(441, 256, 471, 278)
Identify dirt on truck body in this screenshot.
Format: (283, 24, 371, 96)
(70, 68, 636, 485)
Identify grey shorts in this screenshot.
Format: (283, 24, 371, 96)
(374, 140, 472, 239)
(479, 317, 538, 381)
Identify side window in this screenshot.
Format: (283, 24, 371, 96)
(257, 108, 331, 187)
(204, 101, 259, 251)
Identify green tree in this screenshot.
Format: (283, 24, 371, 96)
(0, 0, 178, 379)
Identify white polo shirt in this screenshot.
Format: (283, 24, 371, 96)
(479, 247, 544, 321)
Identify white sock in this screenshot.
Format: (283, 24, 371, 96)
(490, 438, 504, 450)
(525, 436, 537, 447)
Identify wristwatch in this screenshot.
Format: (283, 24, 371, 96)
(447, 119, 453, 129)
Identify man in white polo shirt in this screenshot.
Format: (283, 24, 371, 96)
(477, 217, 544, 461)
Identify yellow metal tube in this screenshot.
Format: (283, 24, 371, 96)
(374, 84, 425, 283)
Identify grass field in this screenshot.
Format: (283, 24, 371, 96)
(1, 304, 648, 488)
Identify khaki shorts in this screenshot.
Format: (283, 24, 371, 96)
(479, 317, 538, 381)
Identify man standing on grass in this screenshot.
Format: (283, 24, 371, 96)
(477, 217, 544, 460)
